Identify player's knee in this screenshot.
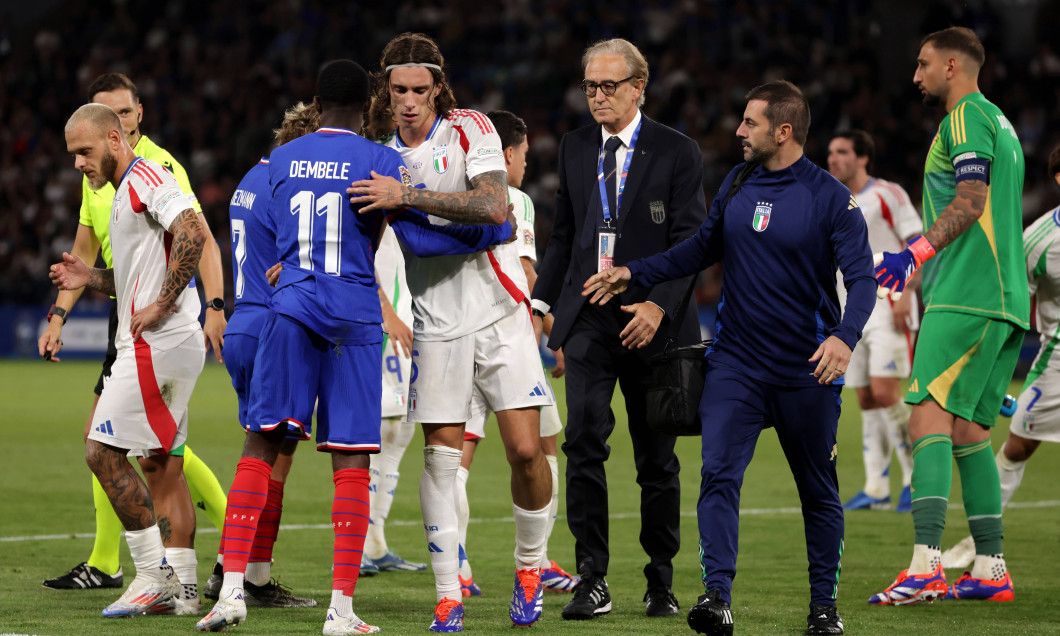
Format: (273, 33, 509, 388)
(504, 438, 542, 469)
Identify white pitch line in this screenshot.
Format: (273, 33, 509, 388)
(3, 500, 1057, 543)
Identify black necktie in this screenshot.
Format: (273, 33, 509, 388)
(603, 135, 623, 220)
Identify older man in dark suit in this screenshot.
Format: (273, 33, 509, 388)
(531, 38, 708, 621)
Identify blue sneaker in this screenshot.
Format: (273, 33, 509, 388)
(359, 556, 380, 577)
(943, 571, 1014, 601)
(509, 568, 543, 626)
(868, 565, 948, 605)
(370, 549, 427, 572)
(429, 597, 464, 632)
(843, 491, 890, 511)
(541, 560, 580, 592)
(459, 574, 482, 597)
(895, 485, 912, 513)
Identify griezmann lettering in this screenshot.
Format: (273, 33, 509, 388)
(231, 189, 256, 210)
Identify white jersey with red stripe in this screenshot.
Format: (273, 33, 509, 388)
(110, 157, 202, 352)
(386, 110, 524, 341)
(839, 176, 923, 331)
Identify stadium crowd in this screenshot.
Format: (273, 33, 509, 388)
(3, 0, 1060, 307)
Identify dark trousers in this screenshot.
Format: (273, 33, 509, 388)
(697, 362, 844, 606)
(561, 304, 681, 589)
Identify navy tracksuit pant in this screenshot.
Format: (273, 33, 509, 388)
(697, 361, 844, 606)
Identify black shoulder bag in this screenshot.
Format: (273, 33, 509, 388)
(645, 163, 755, 436)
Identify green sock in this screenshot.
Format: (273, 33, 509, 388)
(910, 434, 952, 547)
(86, 475, 123, 576)
(183, 446, 228, 532)
(954, 440, 1004, 555)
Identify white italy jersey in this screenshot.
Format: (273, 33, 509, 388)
(840, 177, 923, 330)
(110, 157, 202, 351)
(1025, 206, 1060, 347)
(510, 185, 536, 263)
(387, 110, 525, 341)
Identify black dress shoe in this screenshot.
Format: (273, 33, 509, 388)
(805, 603, 843, 635)
(644, 587, 679, 617)
(687, 589, 734, 636)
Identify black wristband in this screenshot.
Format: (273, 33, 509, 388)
(47, 304, 69, 324)
(531, 308, 546, 319)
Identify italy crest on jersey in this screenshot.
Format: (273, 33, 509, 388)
(752, 202, 772, 232)
(432, 146, 449, 174)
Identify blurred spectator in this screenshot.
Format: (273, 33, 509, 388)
(3, 1, 1059, 306)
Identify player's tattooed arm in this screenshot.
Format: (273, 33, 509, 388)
(400, 170, 508, 225)
(87, 268, 116, 296)
(924, 179, 988, 252)
(349, 170, 508, 225)
(157, 209, 207, 313)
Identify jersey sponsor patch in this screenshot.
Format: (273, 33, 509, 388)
(523, 229, 534, 246)
(156, 189, 184, 215)
(954, 151, 978, 164)
(399, 165, 414, 186)
(752, 201, 772, 232)
(476, 146, 501, 158)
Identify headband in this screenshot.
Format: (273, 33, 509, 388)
(385, 62, 442, 72)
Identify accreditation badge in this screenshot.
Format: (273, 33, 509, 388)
(597, 230, 616, 272)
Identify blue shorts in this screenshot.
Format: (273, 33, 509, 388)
(223, 333, 259, 429)
(248, 313, 382, 452)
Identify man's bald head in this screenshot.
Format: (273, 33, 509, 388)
(65, 103, 122, 138)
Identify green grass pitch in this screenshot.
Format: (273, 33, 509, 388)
(2, 359, 1058, 634)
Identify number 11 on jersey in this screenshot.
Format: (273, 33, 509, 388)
(291, 190, 343, 276)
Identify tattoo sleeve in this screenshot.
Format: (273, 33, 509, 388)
(159, 209, 207, 312)
(924, 179, 988, 252)
(399, 170, 508, 225)
(87, 268, 116, 296)
(86, 440, 155, 530)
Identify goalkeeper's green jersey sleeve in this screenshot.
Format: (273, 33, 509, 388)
(78, 135, 201, 268)
(919, 92, 1028, 328)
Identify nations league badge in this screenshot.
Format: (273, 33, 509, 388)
(752, 201, 772, 232)
(432, 146, 449, 174)
(649, 200, 666, 224)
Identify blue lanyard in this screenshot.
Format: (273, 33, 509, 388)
(597, 118, 642, 227)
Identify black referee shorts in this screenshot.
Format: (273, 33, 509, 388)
(93, 300, 119, 397)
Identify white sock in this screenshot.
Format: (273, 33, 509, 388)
(861, 408, 891, 498)
(421, 445, 462, 601)
(909, 543, 942, 575)
(971, 553, 1008, 580)
(216, 554, 224, 567)
(125, 526, 166, 580)
(366, 418, 414, 558)
(513, 503, 550, 570)
(220, 571, 245, 600)
(455, 465, 472, 579)
(165, 547, 198, 597)
(330, 589, 353, 616)
(245, 561, 271, 587)
(884, 401, 913, 487)
(996, 450, 1026, 509)
(538, 455, 559, 569)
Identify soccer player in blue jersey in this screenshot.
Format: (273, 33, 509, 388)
(200, 102, 321, 609)
(584, 80, 876, 636)
(197, 60, 513, 635)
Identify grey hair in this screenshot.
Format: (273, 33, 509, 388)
(581, 38, 649, 107)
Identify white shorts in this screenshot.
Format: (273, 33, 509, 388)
(1010, 362, 1060, 442)
(464, 377, 563, 440)
(845, 320, 914, 389)
(90, 333, 205, 456)
(407, 306, 553, 424)
(381, 345, 414, 419)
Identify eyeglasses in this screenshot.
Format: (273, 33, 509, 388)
(580, 76, 635, 97)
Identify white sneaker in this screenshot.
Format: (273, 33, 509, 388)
(101, 564, 180, 618)
(322, 606, 381, 634)
(196, 589, 247, 632)
(942, 536, 976, 570)
(149, 594, 203, 616)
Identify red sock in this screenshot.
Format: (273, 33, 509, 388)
(332, 468, 370, 596)
(222, 457, 272, 574)
(250, 479, 284, 563)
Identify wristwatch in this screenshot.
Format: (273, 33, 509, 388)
(47, 304, 69, 324)
(206, 298, 226, 311)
